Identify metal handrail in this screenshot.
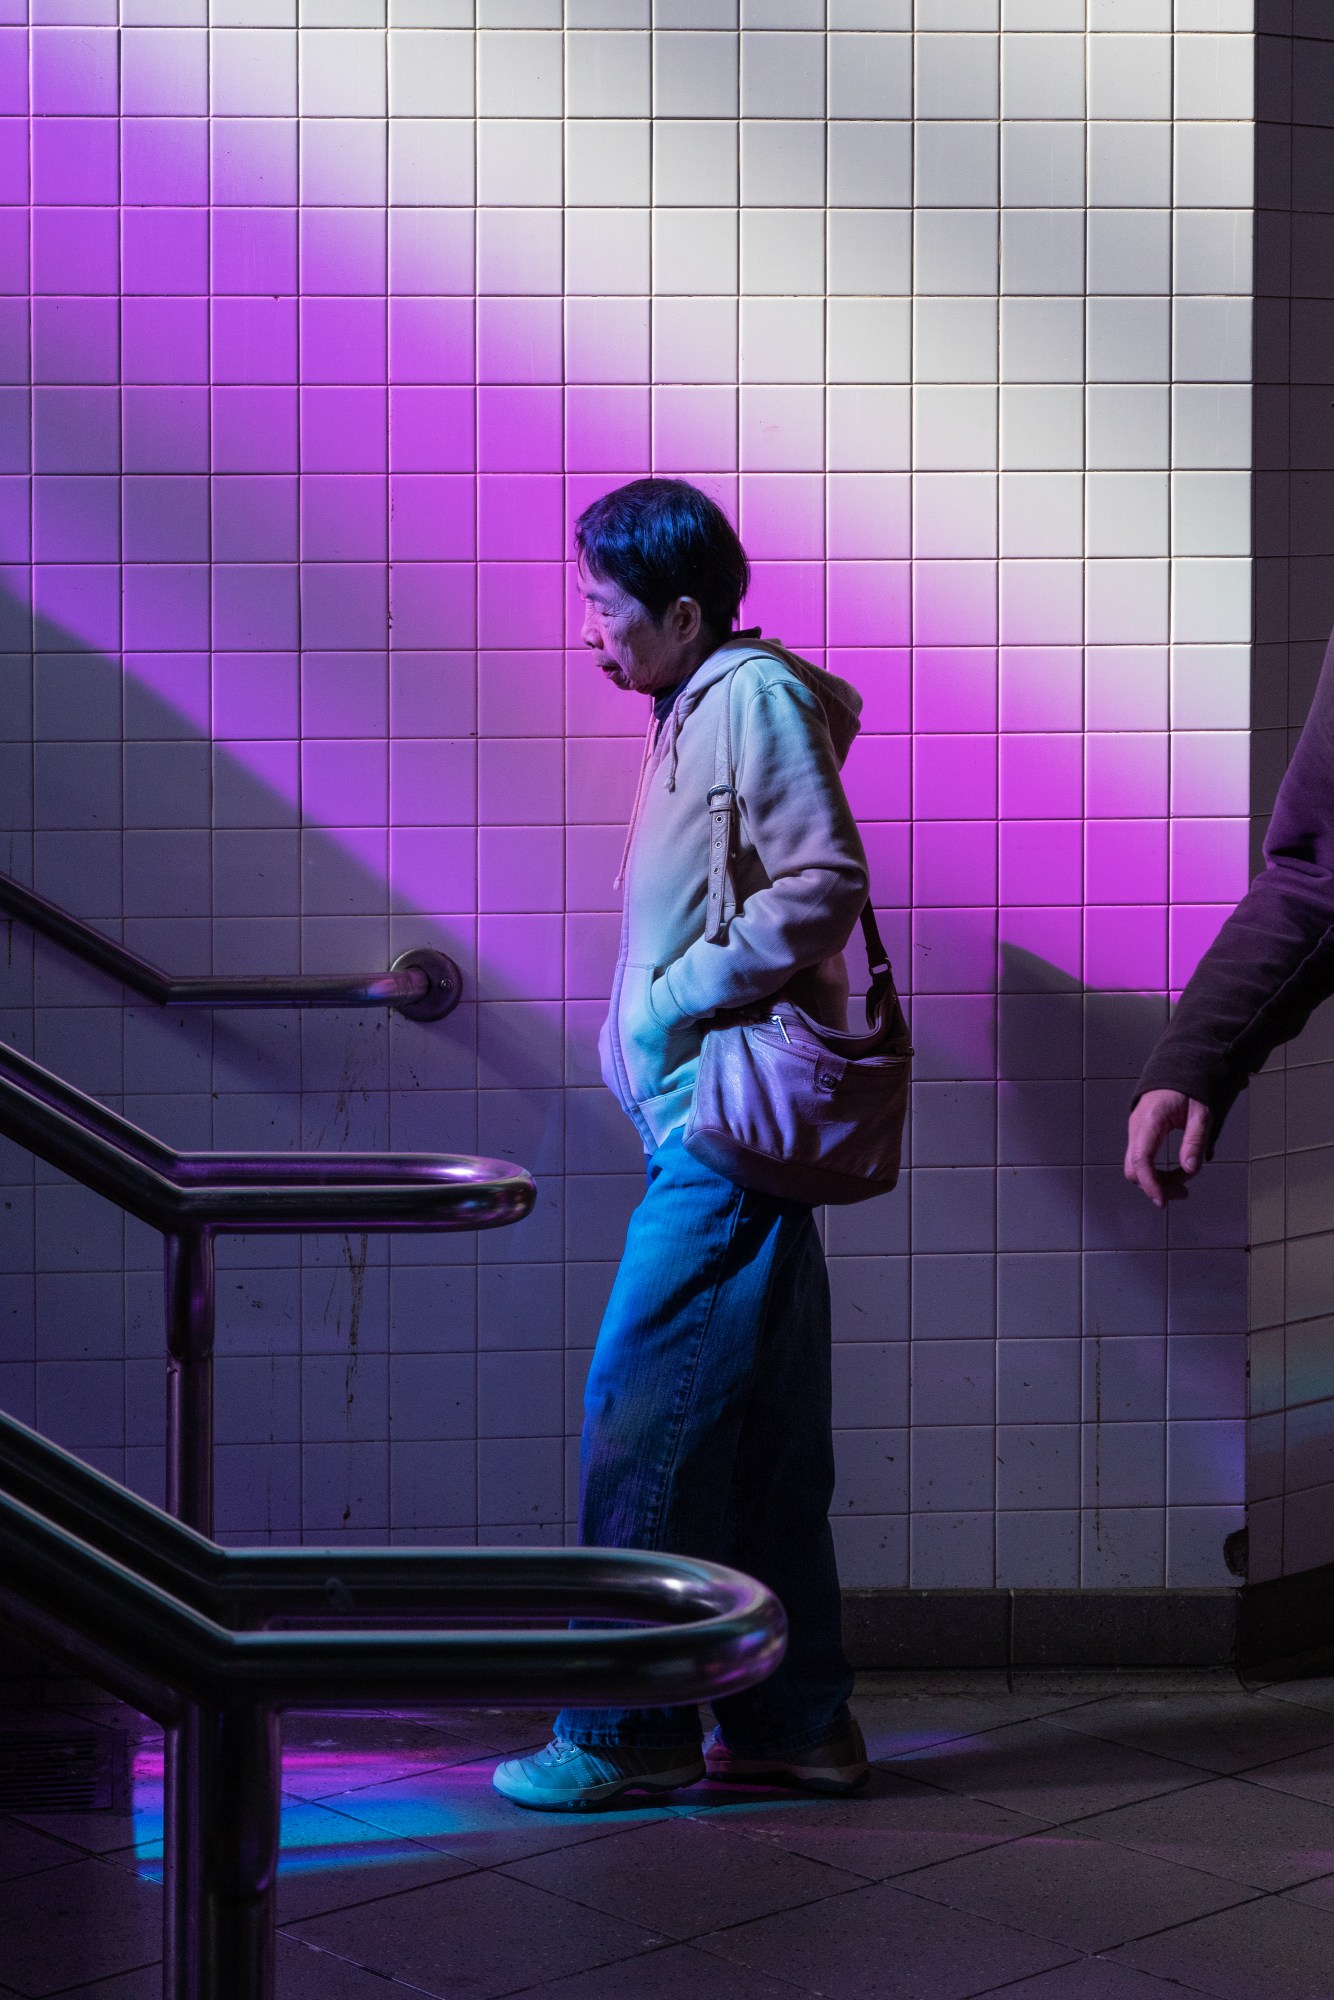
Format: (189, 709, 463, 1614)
(0, 1036, 535, 1537)
(0, 1408, 786, 2000)
(0, 1040, 532, 1237)
(0, 1408, 785, 1717)
(0, 871, 462, 1020)
(0, 1410, 778, 1677)
(0, 1044, 535, 1999)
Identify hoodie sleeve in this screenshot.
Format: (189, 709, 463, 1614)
(654, 674, 870, 1027)
(1134, 632, 1334, 1135)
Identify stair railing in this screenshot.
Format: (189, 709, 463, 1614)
(0, 870, 461, 1020)
(0, 1407, 786, 2000)
(0, 1037, 535, 1537)
(0, 1032, 536, 1998)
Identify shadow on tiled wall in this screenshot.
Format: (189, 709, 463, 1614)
(1, 587, 599, 1547)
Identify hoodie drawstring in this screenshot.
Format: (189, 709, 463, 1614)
(613, 686, 700, 887)
(664, 692, 694, 793)
(613, 709, 657, 892)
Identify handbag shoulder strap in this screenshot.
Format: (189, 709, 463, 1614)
(703, 662, 743, 944)
(700, 651, 897, 1022)
(860, 902, 897, 1029)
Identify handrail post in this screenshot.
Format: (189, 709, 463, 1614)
(168, 1701, 280, 2000)
(164, 1227, 215, 1538)
(163, 1226, 219, 2000)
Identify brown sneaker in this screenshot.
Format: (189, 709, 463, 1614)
(703, 1712, 869, 1795)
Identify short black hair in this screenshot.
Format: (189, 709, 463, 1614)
(574, 478, 750, 640)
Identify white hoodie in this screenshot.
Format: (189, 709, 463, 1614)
(599, 632, 870, 1152)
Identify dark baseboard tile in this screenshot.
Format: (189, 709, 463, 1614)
(843, 1588, 1241, 1671)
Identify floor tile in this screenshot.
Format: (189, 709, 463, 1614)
(0, 1817, 85, 1884)
(1252, 1678, 1334, 1717)
(507, 1939, 821, 1998)
(0, 1857, 162, 1998)
(503, 1815, 865, 1940)
(275, 1824, 473, 1926)
(1281, 1871, 1334, 1915)
(698, 1879, 1075, 2000)
(31, 1972, 161, 2000)
(50, 1935, 403, 1994)
(887, 1719, 1202, 1825)
(968, 1961, 1213, 1999)
(10, 1804, 145, 1861)
(1241, 1739, 1334, 1810)
(394, 1706, 556, 1755)
(856, 1693, 1088, 1763)
(14, 1689, 1334, 2000)
(899, 1829, 1250, 1953)
(1075, 1774, 1334, 1892)
(97, 1785, 433, 1893)
(855, 1673, 1025, 1697)
(279, 1710, 481, 1800)
(1048, 1693, 1334, 1777)
(684, 1767, 1043, 1879)
(276, 1929, 457, 1997)
(286, 1867, 667, 2000)
(324, 1756, 698, 1868)
(1111, 1893, 1334, 1999)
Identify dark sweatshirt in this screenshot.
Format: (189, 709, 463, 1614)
(1135, 628, 1334, 1135)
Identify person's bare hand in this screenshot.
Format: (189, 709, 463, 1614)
(1124, 1090, 1213, 1208)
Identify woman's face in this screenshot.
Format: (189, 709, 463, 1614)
(577, 557, 702, 695)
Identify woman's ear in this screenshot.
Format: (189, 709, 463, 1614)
(673, 595, 704, 644)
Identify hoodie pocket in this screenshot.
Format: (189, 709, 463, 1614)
(616, 962, 699, 1107)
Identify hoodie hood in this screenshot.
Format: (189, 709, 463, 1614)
(670, 629, 864, 769)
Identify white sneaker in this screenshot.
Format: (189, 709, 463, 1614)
(492, 1738, 705, 1812)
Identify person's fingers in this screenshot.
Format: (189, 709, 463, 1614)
(1129, 1151, 1166, 1206)
(1124, 1091, 1188, 1208)
(1124, 1110, 1169, 1205)
(1178, 1098, 1213, 1178)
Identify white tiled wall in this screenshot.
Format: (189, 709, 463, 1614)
(0, 0, 1262, 1590)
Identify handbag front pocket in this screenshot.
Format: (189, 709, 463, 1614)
(684, 1011, 910, 1205)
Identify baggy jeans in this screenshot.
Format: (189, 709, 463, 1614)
(555, 1130, 854, 1753)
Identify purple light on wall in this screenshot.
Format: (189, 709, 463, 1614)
(7, 30, 1250, 1020)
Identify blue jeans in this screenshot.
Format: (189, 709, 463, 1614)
(555, 1131, 853, 1754)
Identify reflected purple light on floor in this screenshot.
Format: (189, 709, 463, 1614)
(128, 1742, 501, 1880)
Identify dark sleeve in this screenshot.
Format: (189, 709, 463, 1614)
(1134, 633, 1334, 1136)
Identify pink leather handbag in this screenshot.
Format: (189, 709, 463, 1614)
(682, 667, 912, 1206)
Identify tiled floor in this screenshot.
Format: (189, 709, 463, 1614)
(10, 1673, 1334, 1997)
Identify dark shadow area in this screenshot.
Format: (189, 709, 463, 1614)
(1248, 4, 1334, 1583)
(0, 580, 583, 1557)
